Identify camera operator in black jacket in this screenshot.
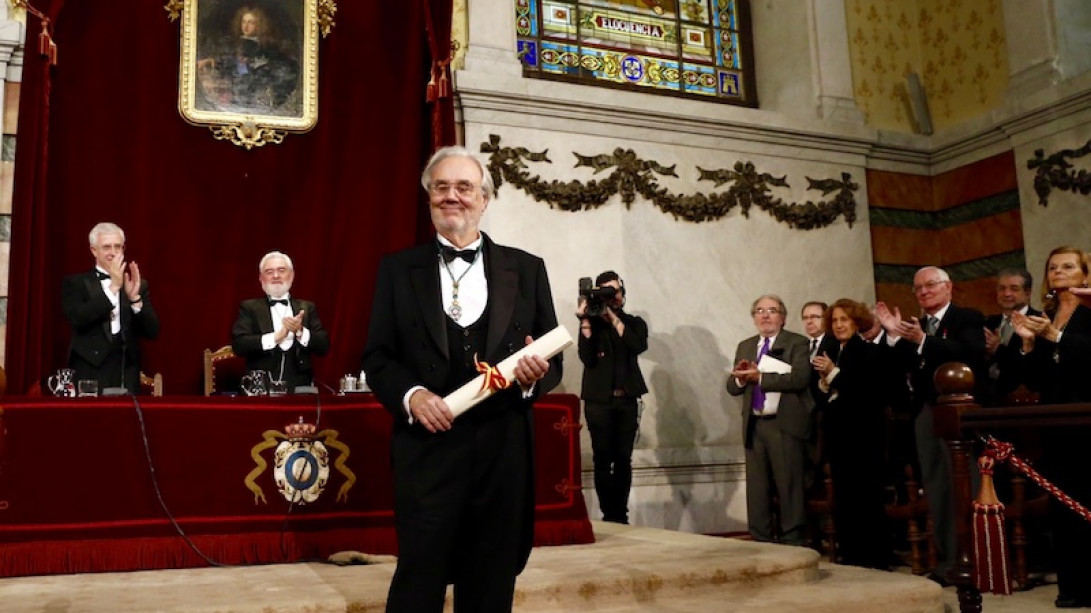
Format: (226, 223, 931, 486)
(577, 271, 649, 524)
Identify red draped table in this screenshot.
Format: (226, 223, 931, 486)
(0, 394, 591, 577)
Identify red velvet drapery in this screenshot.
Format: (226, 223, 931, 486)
(6, 0, 456, 394)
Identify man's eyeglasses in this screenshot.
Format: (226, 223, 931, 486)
(912, 280, 948, 293)
(428, 181, 479, 197)
(753, 308, 781, 315)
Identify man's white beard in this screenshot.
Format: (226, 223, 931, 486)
(262, 280, 292, 299)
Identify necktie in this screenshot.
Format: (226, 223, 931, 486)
(751, 337, 770, 412)
(925, 316, 938, 336)
(439, 245, 477, 264)
(268, 298, 288, 307)
(999, 316, 1014, 345)
(809, 338, 818, 355)
(95, 271, 110, 281)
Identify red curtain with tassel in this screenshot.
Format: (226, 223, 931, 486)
(6, 0, 457, 394)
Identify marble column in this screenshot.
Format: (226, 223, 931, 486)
(806, 0, 863, 125)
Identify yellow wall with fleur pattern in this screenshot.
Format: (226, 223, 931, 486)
(845, 0, 1009, 133)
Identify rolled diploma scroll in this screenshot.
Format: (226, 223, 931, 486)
(444, 325, 573, 418)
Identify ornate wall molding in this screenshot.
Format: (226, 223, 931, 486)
(1027, 139, 1091, 207)
(480, 134, 858, 230)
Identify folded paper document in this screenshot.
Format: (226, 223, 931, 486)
(757, 354, 792, 374)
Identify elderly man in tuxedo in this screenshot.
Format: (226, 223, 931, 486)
(362, 146, 561, 613)
(726, 294, 814, 545)
(876, 266, 985, 584)
(61, 222, 159, 392)
(231, 251, 330, 392)
(983, 268, 1040, 405)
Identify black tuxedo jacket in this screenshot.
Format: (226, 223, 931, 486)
(361, 233, 562, 575)
(61, 270, 159, 375)
(231, 297, 330, 390)
(578, 310, 648, 402)
(892, 303, 986, 407)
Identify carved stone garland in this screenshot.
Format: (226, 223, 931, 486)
(1027, 139, 1091, 207)
(480, 135, 858, 230)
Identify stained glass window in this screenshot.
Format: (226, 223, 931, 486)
(515, 0, 756, 105)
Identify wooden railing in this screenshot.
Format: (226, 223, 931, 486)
(932, 362, 1091, 613)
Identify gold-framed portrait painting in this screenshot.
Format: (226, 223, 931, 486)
(179, 0, 319, 142)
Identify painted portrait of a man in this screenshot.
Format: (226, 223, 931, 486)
(194, 1, 304, 117)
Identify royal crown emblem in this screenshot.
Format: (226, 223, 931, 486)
(244, 417, 356, 505)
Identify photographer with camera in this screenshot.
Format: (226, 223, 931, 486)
(577, 271, 648, 525)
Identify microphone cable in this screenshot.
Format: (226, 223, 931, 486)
(131, 393, 232, 567)
(132, 390, 325, 567)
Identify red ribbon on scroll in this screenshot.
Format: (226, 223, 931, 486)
(474, 353, 511, 393)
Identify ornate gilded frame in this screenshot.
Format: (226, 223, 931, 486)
(176, 0, 322, 148)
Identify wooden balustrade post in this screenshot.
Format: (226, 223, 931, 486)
(932, 362, 983, 613)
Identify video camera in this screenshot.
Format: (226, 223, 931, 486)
(578, 277, 618, 318)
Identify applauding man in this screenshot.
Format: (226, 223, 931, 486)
(61, 222, 160, 393)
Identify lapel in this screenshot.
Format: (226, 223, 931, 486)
(84, 271, 113, 338)
(483, 234, 517, 361)
(256, 299, 276, 334)
(410, 246, 447, 359)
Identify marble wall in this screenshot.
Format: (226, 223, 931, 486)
(457, 0, 1091, 534)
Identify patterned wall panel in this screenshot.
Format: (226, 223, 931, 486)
(845, 0, 1009, 134)
(869, 150, 1023, 317)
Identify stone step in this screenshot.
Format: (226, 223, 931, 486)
(0, 522, 945, 613)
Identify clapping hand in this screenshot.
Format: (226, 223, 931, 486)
(1071, 287, 1091, 309)
(810, 352, 834, 375)
(730, 359, 759, 383)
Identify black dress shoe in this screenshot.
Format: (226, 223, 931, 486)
(1054, 594, 1091, 608)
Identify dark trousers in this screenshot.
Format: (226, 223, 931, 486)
(386, 412, 528, 613)
(915, 403, 957, 576)
(584, 397, 639, 523)
(745, 416, 807, 545)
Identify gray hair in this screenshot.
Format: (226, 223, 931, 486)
(420, 146, 495, 199)
(750, 294, 787, 316)
(259, 251, 294, 272)
(88, 222, 125, 246)
(916, 266, 951, 282)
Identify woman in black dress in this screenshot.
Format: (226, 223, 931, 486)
(811, 298, 892, 569)
(1013, 246, 1091, 608)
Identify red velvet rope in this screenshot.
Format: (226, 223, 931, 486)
(983, 436, 1091, 524)
(474, 354, 510, 393)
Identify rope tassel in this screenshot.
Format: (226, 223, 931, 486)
(972, 455, 1011, 595)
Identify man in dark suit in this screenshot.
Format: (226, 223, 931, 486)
(362, 146, 561, 613)
(577, 270, 648, 525)
(231, 251, 330, 392)
(983, 268, 1040, 405)
(61, 222, 159, 393)
(726, 294, 814, 545)
(876, 266, 985, 584)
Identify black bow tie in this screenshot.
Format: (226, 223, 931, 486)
(95, 271, 110, 281)
(439, 245, 478, 264)
(268, 298, 289, 307)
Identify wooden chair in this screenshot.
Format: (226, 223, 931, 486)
(806, 462, 837, 563)
(139, 372, 163, 396)
(203, 345, 246, 396)
(884, 463, 937, 575)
